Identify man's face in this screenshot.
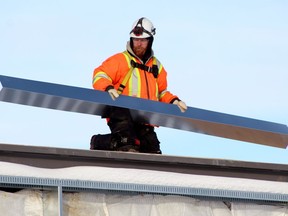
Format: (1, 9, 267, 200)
(132, 38, 149, 58)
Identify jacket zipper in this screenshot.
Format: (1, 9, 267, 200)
(144, 70, 150, 99)
(137, 56, 152, 100)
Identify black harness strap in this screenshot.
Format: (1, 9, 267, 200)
(130, 59, 159, 78)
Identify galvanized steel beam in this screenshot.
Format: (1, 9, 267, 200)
(0, 75, 288, 148)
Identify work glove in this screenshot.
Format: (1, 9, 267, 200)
(173, 100, 187, 113)
(108, 88, 119, 100)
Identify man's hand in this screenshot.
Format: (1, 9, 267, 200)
(173, 100, 187, 112)
(108, 89, 119, 100)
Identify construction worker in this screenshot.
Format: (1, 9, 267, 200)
(90, 17, 187, 154)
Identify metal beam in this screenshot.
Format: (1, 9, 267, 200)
(0, 75, 288, 148)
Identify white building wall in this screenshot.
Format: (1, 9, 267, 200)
(1, 189, 287, 216)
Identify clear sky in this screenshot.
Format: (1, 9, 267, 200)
(1, 1, 287, 164)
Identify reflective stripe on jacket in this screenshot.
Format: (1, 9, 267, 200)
(92, 48, 178, 104)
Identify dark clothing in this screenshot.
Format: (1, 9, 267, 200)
(90, 106, 161, 154)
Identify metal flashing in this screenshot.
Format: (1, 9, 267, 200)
(0, 75, 288, 148)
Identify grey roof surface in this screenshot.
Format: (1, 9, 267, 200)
(0, 143, 287, 182)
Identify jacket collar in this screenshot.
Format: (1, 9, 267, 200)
(126, 41, 154, 64)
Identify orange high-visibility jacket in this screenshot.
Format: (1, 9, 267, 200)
(92, 47, 179, 104)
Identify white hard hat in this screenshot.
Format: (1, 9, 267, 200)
(130, 17, 156, 38)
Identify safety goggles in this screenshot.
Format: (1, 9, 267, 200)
(131, 26, 153, 37)
(130, 18, 155, 37)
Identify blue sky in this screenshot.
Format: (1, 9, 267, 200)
(1, 1, 287, 164)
